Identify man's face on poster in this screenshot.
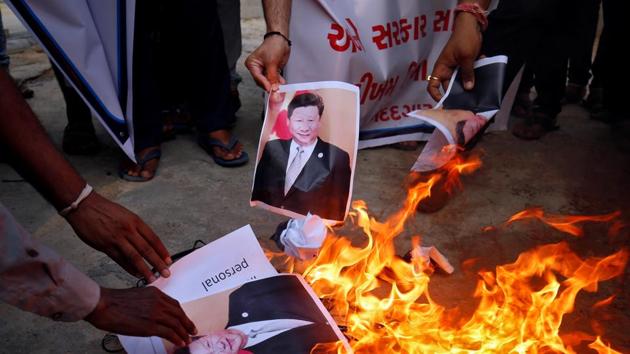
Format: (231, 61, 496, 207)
(288, 105, 321, 146)
(461, 115, 486, 142)
(187, 329, 248, 354)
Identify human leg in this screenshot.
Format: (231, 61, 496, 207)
(51, 63, 101, 155)
(178, 0, 248, 166)
(119, 0, 164, 181)
(565, 0, 601, 103)
(0, 10, 9, 70)
(217, 0, 243, 114)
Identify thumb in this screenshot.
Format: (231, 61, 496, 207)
(266, 64, 281, 89)
(459, 57, 475, 90)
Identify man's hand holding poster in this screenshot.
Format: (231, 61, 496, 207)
(409, 56, 508, 172)
(250, 82, 360, 223)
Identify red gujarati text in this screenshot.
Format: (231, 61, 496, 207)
(327, 18, 364, 53)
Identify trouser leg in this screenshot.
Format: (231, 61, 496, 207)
(175, 0, 233, 133)
(217, 0, 242, 91)
(0, 11, 9, 69)
(132, 1, 163, 152)
(51, 63, 93, 132)
(567, 0, 600, 86)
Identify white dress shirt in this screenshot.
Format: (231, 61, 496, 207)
(285, 139, 317, 187)
(228, 319, 314, 348)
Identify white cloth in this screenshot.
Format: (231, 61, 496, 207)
(0, 203, 100, 321)
(280, 213, 327, 260)
(228, 319, 313, 348)
(284, 140, 316, 194)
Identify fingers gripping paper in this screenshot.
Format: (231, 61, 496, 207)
(119, 226, 351, 354)
(250, 82, 360, 223)
(409, 56, 508, 172)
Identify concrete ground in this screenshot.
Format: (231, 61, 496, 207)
(1, 5, 629, 354)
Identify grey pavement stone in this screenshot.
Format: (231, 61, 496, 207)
(1, 12, 629, 354)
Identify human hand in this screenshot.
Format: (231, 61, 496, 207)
(245, 35, 291, 92)
(65, 192, 172, 282)
(269, 90, 286, 109)
(265, 91, 287, 124)
(85, 287, 197, 347)
(427, 13, 482, 101)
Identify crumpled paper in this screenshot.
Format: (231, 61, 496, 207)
(410, 245, 454, 274)
(277, 213, 327, 260)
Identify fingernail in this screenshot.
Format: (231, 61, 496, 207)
(271, 83, 279, 92)
(148, 275, 156, 283)
(464, 81, 473, 90)
(161, 269, 171, 278)
(166, 257, 173, 265)
(192, 327, 198, 335)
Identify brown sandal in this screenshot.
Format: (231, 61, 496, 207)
(512, 112, 558, 140)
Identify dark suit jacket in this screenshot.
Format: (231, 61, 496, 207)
(225, 275, 341, 354)
(251, 138, 351, 221)
(245, 323, 340, 353)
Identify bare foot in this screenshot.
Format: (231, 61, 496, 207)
(207, 130, 243, 161)
(120, 146, 161, 181)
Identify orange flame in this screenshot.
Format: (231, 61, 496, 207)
(592, 295, 616, 309)
(505, 207, 621, 237)
(588, 337, 623, 354)
(269, 155, 627, 353)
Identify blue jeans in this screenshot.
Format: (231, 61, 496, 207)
(0, 10, 9, 68)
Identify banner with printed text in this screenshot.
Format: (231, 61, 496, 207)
(286, 0, 461, 148)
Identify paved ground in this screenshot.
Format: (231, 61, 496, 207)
(1, 6, 629, 354)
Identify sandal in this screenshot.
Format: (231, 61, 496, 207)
(162, 123, 177, 142)
(512, 112, 559, 140)
(118, 148, 162, 182)
(198, 135, 249, 167)
(512, 92, 533, 119)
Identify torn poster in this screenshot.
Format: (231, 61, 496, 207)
(409, 55, 508, 172)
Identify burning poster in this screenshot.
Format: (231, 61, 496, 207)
(118, 226, 277, 354)
(164, 275, 351, 354)
(409, 55, 507, 172)
(250, 81, 360, 223)
(118, 226, 351, 354)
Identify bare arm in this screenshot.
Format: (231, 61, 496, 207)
(263, 0, 291, 35)
(1, 70, 196, 343)
(427, 0, 492, 101)
(0, 69, 170, 282)
(245, 0, 292, 91)
(0, 70, 85, 210)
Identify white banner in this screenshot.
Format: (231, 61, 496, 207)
(6, 0, 136, 160)
(286, 0, 502, 150)
(286, 0, 462, 148)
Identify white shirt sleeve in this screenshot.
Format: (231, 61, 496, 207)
(0, 203, 100, 322)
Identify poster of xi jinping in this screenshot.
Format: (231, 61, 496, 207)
(163, 275, 351, 354)
(251, 82, 360, 223)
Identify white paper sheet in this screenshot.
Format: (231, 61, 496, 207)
(119, 225, 278, 354)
